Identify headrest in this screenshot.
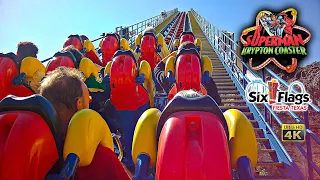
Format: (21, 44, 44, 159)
(175, 48, 201, 64)
(0, 95, 62, 151)
(0, 52, 19, 71)
(80, 35, 89, 41)
(157, 95, 229, 139)
(67, 34, 83, 45)
(180, 31, 195, 38)
(105, 33, 120, 43)
(142, 32, 156, 39)
(112, 50, 136, 62)
(53, 51, 79, 68)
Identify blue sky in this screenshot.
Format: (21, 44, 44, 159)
(1, 0, 319, 66)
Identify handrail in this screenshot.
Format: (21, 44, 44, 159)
(191, 8, 319, 180)
(41, 8, 178, 63)
(115, 8, 178, 46)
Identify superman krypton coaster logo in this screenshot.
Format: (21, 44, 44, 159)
(240, 8, 311, 73)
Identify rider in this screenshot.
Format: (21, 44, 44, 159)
(154, 42, 222, 105)
(16, 41, 39, 69)
(61, 45, 108, 112)
(39, 67, 131, 179)
(61, 45, 85, 64)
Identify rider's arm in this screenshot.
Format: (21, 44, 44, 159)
(161, 51, 177, 64)
(154, 61, 173, 94)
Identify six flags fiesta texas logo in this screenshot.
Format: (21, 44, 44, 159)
(245, 79, 311, 111)
(240, 8, 311, 73)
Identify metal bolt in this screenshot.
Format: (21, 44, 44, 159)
(190, 122, 195, 127)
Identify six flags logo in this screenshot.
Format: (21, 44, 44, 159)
(245, 79, 311, 111)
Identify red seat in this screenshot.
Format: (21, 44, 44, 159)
(0, 95, 61, 180)
(167, 48, 204, 101)
(139, 32, 161, 70)
(101, 33, 120, 66)
(46, 51, 78, 73)
(75, 145, 131, 180)
(0, 53, 34, 100)
(63, 34, 84, 51)
(110, 50, 149, 111)
(156, 95, 231, 180)
(180, 31, 195, 44)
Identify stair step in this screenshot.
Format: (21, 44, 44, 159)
(254, 176, 291, 179)
(216, 82, 234, 85)
(212, 63, 223, 65)
(217, 86, 237, 90)
(220, 95, 243, 99)
(219, 106, 250, 111)
(207, 56, 220, 59)
(221, 99, 245, 103)
(250, 120, 258, 124)
(254, 128, 264, 132)
(212, 76, 231, 79)
(256, 162, 284, 167)
(212, 79, 232, 82)
(213, 73, 229, 76)
(259, 149, 276, 153)
(257, 138, 269, 142)
(218, 90, 239, 94)
(212, 69, 227, 72)
(212, 67, 226, 70)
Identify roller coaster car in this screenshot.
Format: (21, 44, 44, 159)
(103, 50, 153, 169)
(0, 95, 62, 180)
(63, 34, 84, 51)
(0, 53, 34, 100)
(63, 34, 102, 66)
(173, 31, 202, 53)
(135, 32, 162, 70)
(100, 33, 121, 66)
(46, 51, 78, 73)
(132, 95, 258, 180)
(132, 95, 231, 180)
(165, 48, 213, 101)
(54, 109, 127, 180)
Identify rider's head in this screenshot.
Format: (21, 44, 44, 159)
(16, 41, 39, 65)
(39, 67, 90, 135)
(178, 41, 197, 51)
(142, 26, 156, 36)
(62, 45, 84, 63)
(176, 89, 202, 98)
